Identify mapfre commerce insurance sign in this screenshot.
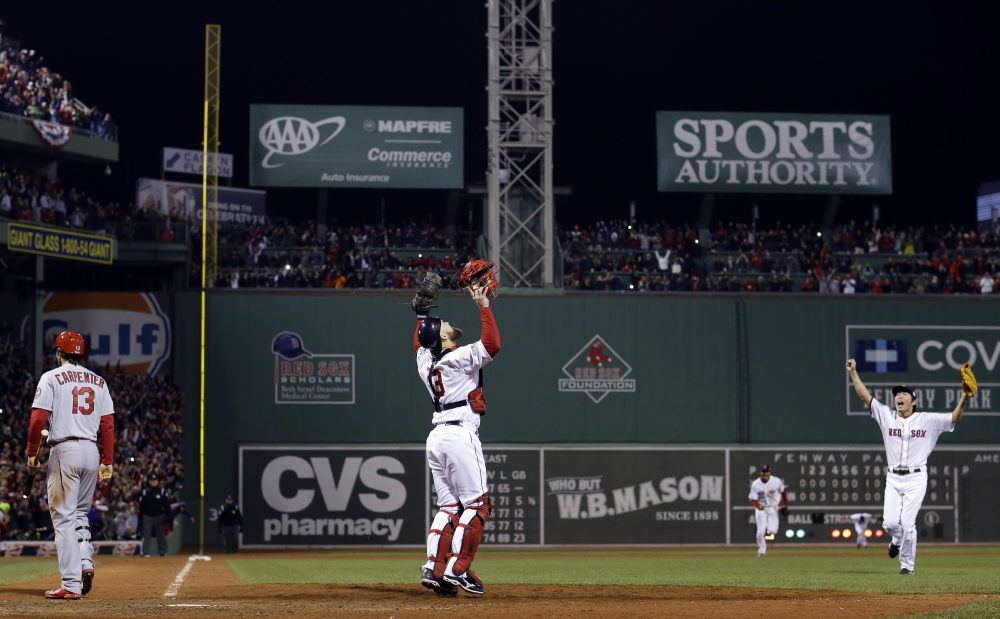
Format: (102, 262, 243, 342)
(249, 105, 463, 189)
(656, 111, 892, 195)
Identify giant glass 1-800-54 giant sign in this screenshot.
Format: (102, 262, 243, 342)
(249, 105, 463, 189)
(656, 111, 892, 195)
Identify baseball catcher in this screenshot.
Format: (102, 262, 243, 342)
(412, 283, 500, 596)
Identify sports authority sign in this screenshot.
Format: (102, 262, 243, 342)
(558, 336, 636, 403)
(657, 111, 892, 194)
(272, 331, 355, 404)
(845, 325, 999, 416)
(249, 105, 463, 188)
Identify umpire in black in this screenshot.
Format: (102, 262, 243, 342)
(136, 474, 172, 557)
(218, 495, 243, 554)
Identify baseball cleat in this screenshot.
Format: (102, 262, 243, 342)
(764, 531, 775, 541)
(443, 571, 486, 595)
(82, 569, 94, 595)
(888, 543, 900, 559)
(899, 568, 913, 575)
(45, 587, 82, 599)
(420, 568, 457, 596)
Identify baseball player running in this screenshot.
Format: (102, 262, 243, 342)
(849, 513, 874, 548)
(26, 331, 115, 599)
(748, 464, 788, 556)
(846, 358, 969, 574)
(409, 269, 500, 596)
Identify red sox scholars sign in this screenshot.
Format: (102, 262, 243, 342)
(558, 336, 636, 403)
(272, 331, 355, 404)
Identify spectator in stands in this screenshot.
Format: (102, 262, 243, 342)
(980, 272, 994, 294)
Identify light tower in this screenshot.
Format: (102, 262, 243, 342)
(486, 0, 554, 288)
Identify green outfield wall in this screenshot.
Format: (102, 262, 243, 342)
(4, 289, 997, 545)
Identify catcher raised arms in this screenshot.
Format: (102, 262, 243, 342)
(453, 259, 499, 299)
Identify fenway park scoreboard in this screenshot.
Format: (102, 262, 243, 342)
(728, 448, 1000, 544)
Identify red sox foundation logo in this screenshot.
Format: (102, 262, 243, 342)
(558, 335, 637, 403)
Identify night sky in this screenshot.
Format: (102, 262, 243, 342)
(4, 2, 999, 229)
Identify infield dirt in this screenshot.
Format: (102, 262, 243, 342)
(0, 554, 988, 618)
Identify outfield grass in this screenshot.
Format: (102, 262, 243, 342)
(227, 547, 1000, 595)
(0, 560, 59, 585)
(908, 600, 1000, 619)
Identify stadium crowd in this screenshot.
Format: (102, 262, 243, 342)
(205, 216, 1000, 296)
(0, 28, 116, 138)
(0, 323, 185, 544)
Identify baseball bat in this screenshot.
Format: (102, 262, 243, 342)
(21, 429, 48, 497)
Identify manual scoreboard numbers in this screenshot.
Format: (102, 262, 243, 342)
(427, 448, 541, 546)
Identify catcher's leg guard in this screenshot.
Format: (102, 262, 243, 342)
(426, 504, 459, 580)
(449, 493, 490, 575)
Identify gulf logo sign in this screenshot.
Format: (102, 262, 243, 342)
(40, 293, 171, 375)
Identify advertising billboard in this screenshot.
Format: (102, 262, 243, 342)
(249, 105, 463, 188)
(136, 178, 266, 226)
(657, 111, 892, 194)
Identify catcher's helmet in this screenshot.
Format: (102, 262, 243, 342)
(454, 259, 499, 299)
(51, 331, 85, 356)
(418, 316, 443, 356)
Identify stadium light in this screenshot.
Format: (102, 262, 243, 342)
(796, 529, 805, 538)
(832, 529, 841, 538)
(843, 529, 852, 538)
(816, 232, 822, 237)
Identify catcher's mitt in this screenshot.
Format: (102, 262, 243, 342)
(780, 506, 789, 518)
(410, 271, 443, 316)
(962, 363, 978, 396)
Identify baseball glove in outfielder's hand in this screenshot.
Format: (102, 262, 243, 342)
(962, 363, 978, 396)
(410, 271, 443, 316)
(780, 507, 789, 518)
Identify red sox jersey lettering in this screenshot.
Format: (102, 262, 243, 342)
(869, 399, 954, 469)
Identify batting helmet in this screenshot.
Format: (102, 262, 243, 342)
(453, 259, 499, 299)
(418, 317, 443, 356)
(51, 331, 85, 356)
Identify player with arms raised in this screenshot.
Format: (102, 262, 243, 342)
(410, 261, 500, 596)
(845, 358, 973, 574)
(26, 331, 115, 599)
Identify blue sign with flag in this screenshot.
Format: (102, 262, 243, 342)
(854, 339, 907, 373)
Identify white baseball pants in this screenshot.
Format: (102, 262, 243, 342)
(754, 507, 779, 555)
(882, 471, 926, 572)
(47, 441, 99, 594)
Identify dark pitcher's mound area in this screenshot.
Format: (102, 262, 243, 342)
(1, 556, 986, 618)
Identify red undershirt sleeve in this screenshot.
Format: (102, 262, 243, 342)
(26, 408, 51, 457)
(480, 307, 500, 357)
(752, 500, 762, 510)
(781, 489, 789, 508)
(99, 415, 115, 466)
(413, 319, 423, 354)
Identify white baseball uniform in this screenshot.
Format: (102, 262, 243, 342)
(849, 512, 874, 547)
(415, 308, 500, 581)
(32, 362, 114, 594)
(870, 398, 954, 572)
(748, 475, 785, 555)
